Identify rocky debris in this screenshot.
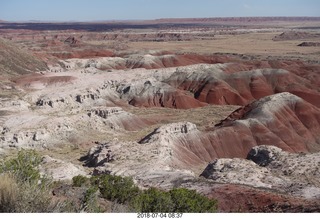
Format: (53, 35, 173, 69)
(139, 122, 198, 144)
(75, 91, 100, 104)
(273, 31, 320, 41)
(64, 36, 81, 47)
(297, 42, 320, 47)
(87, 107, 146, 131)
(88, 107, 123, 119)
(40, 155, 87, 180)
(36, 96, 70, 108)
(0, 115, 74, 148)
(246, 145, 283, 166)
(81, 142, 114, 168)
(201, 157, 287, 189)
(201, 145, 320, 199)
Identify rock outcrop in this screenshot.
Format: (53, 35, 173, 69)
(201, 145, 320, 199)
(87, 107, 147, 131)
(119, 80, 206, 109)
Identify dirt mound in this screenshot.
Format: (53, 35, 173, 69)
(273, 31, 320, 41)
(298, 42, 320, 47)
(210, 93, 320, 154)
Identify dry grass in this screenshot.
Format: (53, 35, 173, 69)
(0, 173, 18, 212)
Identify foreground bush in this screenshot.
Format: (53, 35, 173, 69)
(131, 187, 174, 212)
(1, 149, 42, 183)
(92, 174, 217, 213)
(96, 174, 139, 204)
(72, 175, 89, 187)
(131, 187, 217, 213)
(169, 188, 217, 213)
(0, 150, 59, 212)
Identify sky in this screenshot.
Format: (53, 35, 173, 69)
(0, 0, 319, 22)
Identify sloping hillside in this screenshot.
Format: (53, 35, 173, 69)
(0, 37, 47, 77)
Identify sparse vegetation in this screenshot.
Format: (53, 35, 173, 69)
(93, 174, 140, 204)
(72, 175, 89, 187)
(0, 149, 58, 212)
(0, 153, 218, 213)
(131, 187, 174, 212)
(88, 174, 217, 213)
(131, 187, 217, 213)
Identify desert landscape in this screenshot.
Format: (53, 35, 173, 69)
(0, 16, 320, 212)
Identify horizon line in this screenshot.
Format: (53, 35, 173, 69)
(1, 16, 320, 23)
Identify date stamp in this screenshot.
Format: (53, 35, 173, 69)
(137, 213, 183, 218)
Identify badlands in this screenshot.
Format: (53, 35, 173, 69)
(0, 17, 320, 212)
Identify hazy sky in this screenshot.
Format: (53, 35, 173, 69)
(0, 0, 319, 21)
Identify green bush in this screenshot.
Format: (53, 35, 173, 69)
(0, 149, 60, 212)
(131, 187, 217, 213)
(0, 149, 42, 183)
(82, 186, 101, 212)
(131, 187, 174, 213)
(169, 188, 217, 213)
(97, 174, 139, 204)
(72, 175, 89, 187)
(90, 174, 218, 213)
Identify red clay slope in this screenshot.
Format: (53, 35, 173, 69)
(163, 92, 320, 168)
(166, 60, 320, 107)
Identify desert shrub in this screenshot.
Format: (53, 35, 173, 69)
(82, 186, 101, 212)
(90, 174, 218, 213)
(97, 174, 140, 204)
(169, 188, 217, 213)
(131, 187, 217, 213)
(72, 175, 89, 187)
(131, 187, 174, 212)
(0, 149, 60, 212)
(0, 149, 42, 183)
